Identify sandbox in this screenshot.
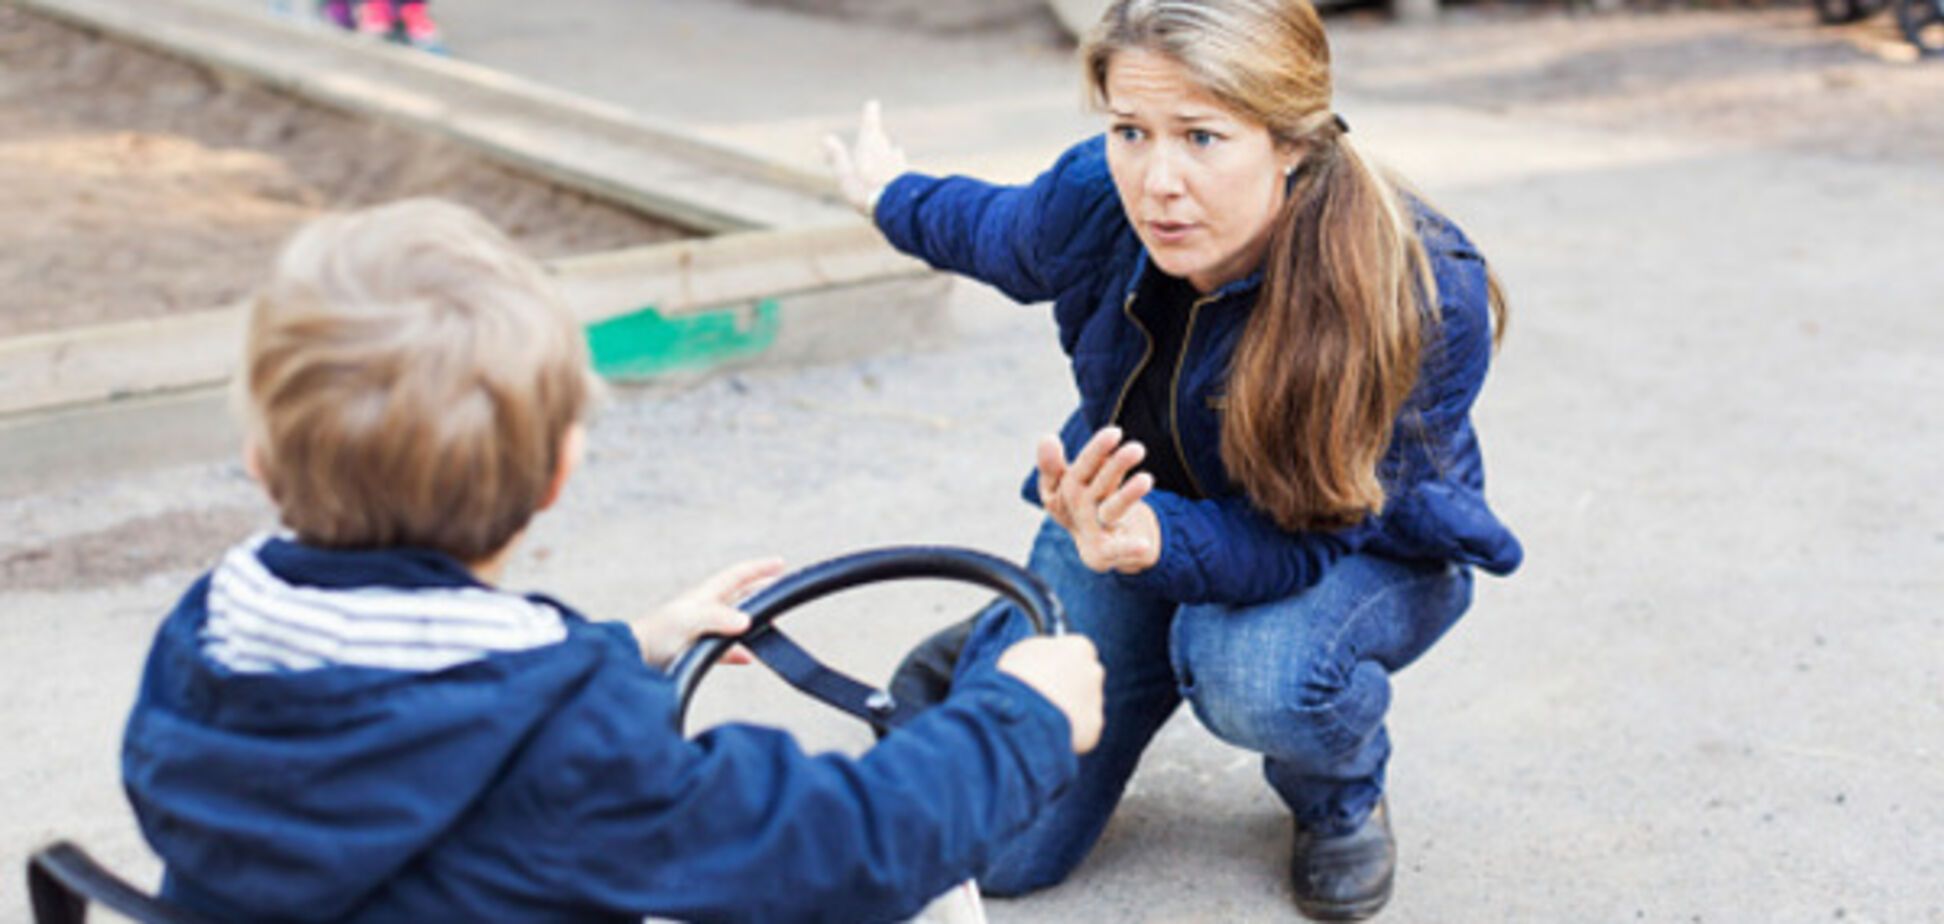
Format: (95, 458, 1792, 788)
(0, 0, 936, 421)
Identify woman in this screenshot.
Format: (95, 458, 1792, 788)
(826, 0, 1521, 918)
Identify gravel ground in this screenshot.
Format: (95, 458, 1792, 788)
(1329, 4, 1944, 167)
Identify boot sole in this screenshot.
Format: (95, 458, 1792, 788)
(1294, 876, 1393, 922)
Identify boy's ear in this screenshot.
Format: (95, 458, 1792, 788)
(242, 439, 267, 485)
(538, 425, 585, 513)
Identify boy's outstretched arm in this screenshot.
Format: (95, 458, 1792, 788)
(533, 634, 1099, 924)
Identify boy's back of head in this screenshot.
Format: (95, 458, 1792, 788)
(242, 198, 596, 563)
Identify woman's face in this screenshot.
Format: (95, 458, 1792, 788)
(1103, 49, 1297, 293)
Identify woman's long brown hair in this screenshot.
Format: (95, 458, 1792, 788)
(1085, 0, 1507, 531)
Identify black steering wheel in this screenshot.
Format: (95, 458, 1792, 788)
(670, 546, 1064, 735)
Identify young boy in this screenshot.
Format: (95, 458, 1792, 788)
(121, 199, 1104, 923)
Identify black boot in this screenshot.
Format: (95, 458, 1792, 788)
(1291, 798, 1396, 922)
(875, 603, 997, 739)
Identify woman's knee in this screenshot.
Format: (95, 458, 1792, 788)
(1172, 601, 1393, 764)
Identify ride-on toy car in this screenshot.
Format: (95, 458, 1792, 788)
(26, 546, 1063, 924)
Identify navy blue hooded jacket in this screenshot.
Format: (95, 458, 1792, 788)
(122, 539, 1077, 923)
(875, 137, 1522, 605)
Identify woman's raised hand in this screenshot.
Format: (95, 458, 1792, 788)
(1036, 428, 1162, 574)
(822, 100, 909, 217)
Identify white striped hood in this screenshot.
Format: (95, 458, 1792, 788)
(202, 534, 567, 674)
(126, 536, 631, 920)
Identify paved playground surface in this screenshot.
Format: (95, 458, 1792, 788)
(3, 1, 1941, 921)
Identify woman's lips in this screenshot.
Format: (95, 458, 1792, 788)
(1145, 220, 1198, 245)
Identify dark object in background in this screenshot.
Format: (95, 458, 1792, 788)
(1896, 0, 1944, 55)
(1814, 0, 1887, 23)
(1815, 0, 1944, 57)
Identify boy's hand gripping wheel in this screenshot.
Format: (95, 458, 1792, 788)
(671, 546, 1065, 735)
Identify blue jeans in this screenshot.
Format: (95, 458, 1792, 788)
(958, 519, 1473, 896)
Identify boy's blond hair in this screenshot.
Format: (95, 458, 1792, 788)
(242, 199, 596, 563)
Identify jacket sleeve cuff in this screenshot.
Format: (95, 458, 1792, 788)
(872, 171, 933, 254)
(1117, 491, 1208, 603)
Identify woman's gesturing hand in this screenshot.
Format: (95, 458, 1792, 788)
(1037, 428, 1162, 574)
(822, 100, 909, 217)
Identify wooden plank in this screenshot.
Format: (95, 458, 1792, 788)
(0, 227, 931, 419)
(17, 0, 855, 233)
(551, 224, 929, 324)
(0, 311, 247, 420)
(0, 277, 951, 497)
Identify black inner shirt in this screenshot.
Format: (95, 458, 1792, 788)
(1114, 270, 1207, 500)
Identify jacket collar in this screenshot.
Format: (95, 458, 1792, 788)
(255, 535, 485, 593)
(1120, 248, 1264, 303)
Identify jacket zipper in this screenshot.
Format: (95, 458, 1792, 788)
(1107, 290, 1152, 427)
(1108, 288, 1217, 501)
(1170, 293, 1217, 499)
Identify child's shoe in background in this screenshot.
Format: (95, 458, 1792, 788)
(355, 0, 395, 38)
(398, 2, 447, 54)
(320, 0, 354, 29)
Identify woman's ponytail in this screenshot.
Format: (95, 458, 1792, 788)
(1219, 127, 1434, 531)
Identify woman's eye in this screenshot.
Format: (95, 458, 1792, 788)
(1113, 125, 1145, 143)
(1188, 129, 1219, 148)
